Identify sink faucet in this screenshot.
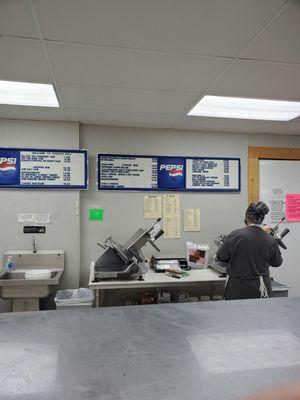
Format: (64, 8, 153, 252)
(31, 236, 37, 253)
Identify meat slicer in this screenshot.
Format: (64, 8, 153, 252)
(94, 218, 164, 280)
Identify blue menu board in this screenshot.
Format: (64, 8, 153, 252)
(98, 154, 240, 192)
(0, 148, 88, 189)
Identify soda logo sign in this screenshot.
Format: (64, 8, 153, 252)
(160, 164, 183, 177)
(0, 157, 17, 171)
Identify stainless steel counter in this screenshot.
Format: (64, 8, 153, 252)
(89, 263, 226, 306)
(0, 298, 299, 399)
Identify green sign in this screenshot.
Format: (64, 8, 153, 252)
(89, 208, 104, 221)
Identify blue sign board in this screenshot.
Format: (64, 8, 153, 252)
(0, 148, 88, 189)
(98, 154, 240, 192)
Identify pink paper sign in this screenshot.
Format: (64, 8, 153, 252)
(286, 194, 300, 222)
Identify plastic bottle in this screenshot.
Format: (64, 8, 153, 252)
(6, 256, 14, 271)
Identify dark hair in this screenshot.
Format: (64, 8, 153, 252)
(246, 202, 269, 224)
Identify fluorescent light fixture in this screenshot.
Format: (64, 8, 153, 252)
(0, 80, 59, 107)
(188, 95, 300, 121)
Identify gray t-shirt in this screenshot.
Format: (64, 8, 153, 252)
(216, 226, 282, 278)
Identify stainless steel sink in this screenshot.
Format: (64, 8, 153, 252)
(0, 250, 65, 311)
(0, 250, 64, 285)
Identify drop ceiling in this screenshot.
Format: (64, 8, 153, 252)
(0, 0, 299, 134)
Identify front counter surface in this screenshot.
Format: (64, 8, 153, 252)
(89, 262, 226, 289)
(89, 263, 226, 306)
(0, 298, 299, 400)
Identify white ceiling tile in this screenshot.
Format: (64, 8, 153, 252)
(242, 0, 300, 63)
(208, 60, 300, 101)
(47, 43, 231, 92)
(0, 105, 66, 121)
(34, 0, 285, 56)
(0, 0, 38, 38)
(0, 0, 299, 134)
(59, 84, 196, 114)
(173, 115, 300, 135)
(65, 108, 177, 128)
(0, 37, 52, 83)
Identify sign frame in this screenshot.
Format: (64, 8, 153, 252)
(0, 147, 89, 190)
(97, 153, 240, 192)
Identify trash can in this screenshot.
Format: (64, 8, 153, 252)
(54, 288, 94, 309)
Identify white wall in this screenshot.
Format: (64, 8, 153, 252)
(0, 119, 80, 292)
(79, 124, 300, 293)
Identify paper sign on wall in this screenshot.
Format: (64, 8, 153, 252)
(144, 195, 162, 219)
(18, 213, 50, 224)
(269, 188, 286, 224)
(286, 194, 300, 222)
(162, 194, 180, 239)
(183, 209, 201, 232)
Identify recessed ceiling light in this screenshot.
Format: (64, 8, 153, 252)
(187, 95, 300, 121)
(0, 80, 59, 107)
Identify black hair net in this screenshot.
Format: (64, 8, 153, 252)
(246, 201, 269, 224)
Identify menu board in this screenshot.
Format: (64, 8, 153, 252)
(99, 155, 157, 189)
(186, 158, 239, 190)
(98, 154, 240, 192)
(0, 148, 88, 189)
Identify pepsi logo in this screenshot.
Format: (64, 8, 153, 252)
(0, 157, 17, 171)
(160, 164, 183, 177)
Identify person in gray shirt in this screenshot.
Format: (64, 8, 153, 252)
(217, 201, 283, 300)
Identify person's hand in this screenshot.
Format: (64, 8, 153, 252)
(262, 224, 272, 233)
